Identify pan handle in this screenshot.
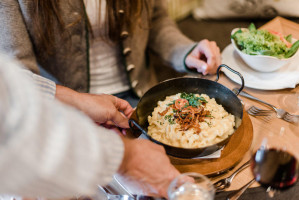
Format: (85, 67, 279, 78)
(129, 119, 148, 136)
(215, 64, 244, 96)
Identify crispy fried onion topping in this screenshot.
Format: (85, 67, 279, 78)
(158, 98, 211, 134)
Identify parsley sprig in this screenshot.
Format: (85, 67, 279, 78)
(180, 92, 208, 107)
(164, 115, 175, 124)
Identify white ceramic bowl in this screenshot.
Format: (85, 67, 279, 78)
(231, 28, 299, 73)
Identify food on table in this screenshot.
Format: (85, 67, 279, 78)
(147, 93, 235, 148)
(231, 23, 299, 59)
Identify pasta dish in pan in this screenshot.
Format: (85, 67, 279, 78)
(147, 93, 235, 148)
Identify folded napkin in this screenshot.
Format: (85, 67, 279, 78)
(193, 147, 223, 159)
(138, 134, 223, 159)
(215, 181, 299, 200)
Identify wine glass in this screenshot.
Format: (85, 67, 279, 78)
(168, 172, 215, 200)
(250, 127, 299, 197)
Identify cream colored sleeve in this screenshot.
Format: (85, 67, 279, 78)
(0, 54, 124, 199)
(22, 69, 57, 100)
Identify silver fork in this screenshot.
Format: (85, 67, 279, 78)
(247, 106, 273, 116)
(234, 88, 299, 123)
(283, 113, 299, 123)
(246, 106, 274, 122)
(213, 160, 251, 193)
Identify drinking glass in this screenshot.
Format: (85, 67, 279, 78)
(250, 127, 299, 197)
(168, 172, 215, 200)
(279, 92, 299, 115)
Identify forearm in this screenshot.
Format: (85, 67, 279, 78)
(55, 85, 104, 122)
(55, 84, 81, 108)
(55, 85, 133, 127)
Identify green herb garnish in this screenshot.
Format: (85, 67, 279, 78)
(180, 92, 208, 107)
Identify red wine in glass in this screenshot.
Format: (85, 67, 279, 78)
(251, 147, 298, 190)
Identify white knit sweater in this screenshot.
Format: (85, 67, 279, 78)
(0, 54, 124, 199)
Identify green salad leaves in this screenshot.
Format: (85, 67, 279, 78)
(231, 23, 299, 58)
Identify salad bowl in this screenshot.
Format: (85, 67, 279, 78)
(231, 27, 299, 73)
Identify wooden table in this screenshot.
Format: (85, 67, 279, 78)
(111, 16, 299, 195)
(208, 74, 299, 191)
(209, 16, 299, 191)
(124, 73, 299, 192)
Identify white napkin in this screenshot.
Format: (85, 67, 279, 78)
(192, 147, 223, 159)
(138, 134, 223, 159)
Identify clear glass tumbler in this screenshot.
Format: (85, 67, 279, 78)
(168, 172, 215, 200)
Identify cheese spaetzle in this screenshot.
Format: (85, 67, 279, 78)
(147, 93, 235, 148)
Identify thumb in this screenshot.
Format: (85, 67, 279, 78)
(111, 111, 130, 128)
(185, 55, 208, 75)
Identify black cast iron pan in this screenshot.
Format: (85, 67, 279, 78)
(129, 64, 244, 158)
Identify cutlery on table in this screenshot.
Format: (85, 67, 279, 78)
(233, 88, 299, 123)
(98, 185, 134, 200)
(246, 106, 274, 122)
(226, 178, 255, 200)
(213, 160, 251, 192)
(246, 106, 273, 116)
(98, 185, 166, 200)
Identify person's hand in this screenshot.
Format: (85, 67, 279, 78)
(185, 39, 221, 75)
(55, 85, 134, 128)
(118, 138, 180, 198)
(75, 93, 134, 128)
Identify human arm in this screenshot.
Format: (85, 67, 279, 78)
(148, 0, 220, 75)
(55, 85, 134, 128)
(23, 69, 57, 99)
(118, 138, 180, 197)
(0, 55, 124, 198)
(0, 54, 178, 199)
(21, 67, 133, 129)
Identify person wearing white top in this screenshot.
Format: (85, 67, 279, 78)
(0, 54, 179, 199)
(85, 0, 130, 95)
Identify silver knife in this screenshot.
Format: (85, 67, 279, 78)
(107, 194, 165, 200)
(98, 185, 165, 200)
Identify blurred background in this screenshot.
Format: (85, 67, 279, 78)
(153, 0, 299, 81)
